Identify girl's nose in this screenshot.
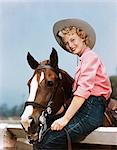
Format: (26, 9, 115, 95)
(68, 42, 72, 48)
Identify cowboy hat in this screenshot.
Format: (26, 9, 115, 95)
(53, 18, 96, 53)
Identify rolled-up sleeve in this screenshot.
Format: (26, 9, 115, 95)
(73, 52, 100, 99)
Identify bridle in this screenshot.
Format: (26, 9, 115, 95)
(23, 64, 72, 150)
(24, 77, 60, 112)
(23, 64, 64, 141)
(24, 64, 62, 112)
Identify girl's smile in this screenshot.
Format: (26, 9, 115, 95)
(63, 32, 86, 56)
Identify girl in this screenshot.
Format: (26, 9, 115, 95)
(33, 18, 112, 150)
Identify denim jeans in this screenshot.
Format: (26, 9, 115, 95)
(33, 95, 106, 150)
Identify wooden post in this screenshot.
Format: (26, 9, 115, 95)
(0, 123, 32, 150)
(0, 128, 17, 150)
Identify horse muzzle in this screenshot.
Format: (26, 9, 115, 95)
(20, 118, 33, 132)
(27, 132, 39, 144)
(20, 116, 42, 143)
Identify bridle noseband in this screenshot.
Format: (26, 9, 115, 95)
(24, 65, 62, 112)
(24, 64, 64, 143)
(25, 101, 47, 110)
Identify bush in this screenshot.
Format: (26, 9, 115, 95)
(110, 76, 117, 100)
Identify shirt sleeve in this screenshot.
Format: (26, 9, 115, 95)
(73, 52, 100, 99)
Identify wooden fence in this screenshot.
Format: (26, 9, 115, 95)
(0, 122, 117, 150)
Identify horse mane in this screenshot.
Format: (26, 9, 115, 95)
(59, 69, 74, 100)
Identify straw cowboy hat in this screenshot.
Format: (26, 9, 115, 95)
(53, 18, 96, 53)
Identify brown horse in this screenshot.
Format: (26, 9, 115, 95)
(21, 48, 74, 143)
(21, 48, 117, 144)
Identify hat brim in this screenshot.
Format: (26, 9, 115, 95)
(53, 18, 96, 53)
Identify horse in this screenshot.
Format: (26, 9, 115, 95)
(21, 48, 117, 145)
(20, 48, 74, 143)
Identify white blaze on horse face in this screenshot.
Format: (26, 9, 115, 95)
(39, 71, 44, 84)
(21, 74, 38, 131)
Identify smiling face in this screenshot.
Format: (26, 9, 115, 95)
(58, 26, 89, 56)
(62, 32, 86, 56)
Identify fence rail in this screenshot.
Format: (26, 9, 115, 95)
(0, 122, 117, 150)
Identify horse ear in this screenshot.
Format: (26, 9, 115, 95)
(27, 52, 39, 69)
(50, 48, 58, 69)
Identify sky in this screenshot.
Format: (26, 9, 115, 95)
(0, 0, 117, 107)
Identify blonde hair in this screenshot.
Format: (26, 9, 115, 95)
(57, 26, 89, 47)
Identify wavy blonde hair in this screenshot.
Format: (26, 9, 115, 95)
(57, 26, 89, 47)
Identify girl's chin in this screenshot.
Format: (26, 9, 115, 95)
(73, 50, 79, 54)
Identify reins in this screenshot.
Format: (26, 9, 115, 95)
(64, 128, 72, 150)
(24, 64, 72, 150)
(42, 127, 72, 150)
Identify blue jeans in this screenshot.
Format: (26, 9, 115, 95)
(33, 96, 106, 150)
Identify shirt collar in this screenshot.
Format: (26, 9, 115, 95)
(79, 47, 91, 61)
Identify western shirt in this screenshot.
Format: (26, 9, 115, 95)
(73, 48, 112, 100)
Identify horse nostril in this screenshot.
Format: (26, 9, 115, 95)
(28, 135, 31, 139)
(20, 118, 33, 132)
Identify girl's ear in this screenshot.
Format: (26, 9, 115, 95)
(27, 52, 39, 69)
(50, 48, 58, 69)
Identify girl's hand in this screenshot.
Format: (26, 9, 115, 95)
(51, 116, 69, 131)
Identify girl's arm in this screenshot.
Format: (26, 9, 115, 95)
(51, 96, 85, 131)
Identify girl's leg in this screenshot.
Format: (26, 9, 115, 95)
(33, 129, 67, 150)
(67, 96, 106, 142)
(33, 96, 106, 150)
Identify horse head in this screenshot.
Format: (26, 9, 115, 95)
(20, 48, 74, 143)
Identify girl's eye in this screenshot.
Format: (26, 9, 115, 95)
(71, 38, 75, 42)
(64, 42, 68, 46)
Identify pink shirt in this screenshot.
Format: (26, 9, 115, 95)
(73, 48, 112, 100)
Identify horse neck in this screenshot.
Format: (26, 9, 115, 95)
(60, 69, 74, 100)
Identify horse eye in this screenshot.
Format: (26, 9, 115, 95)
(47, 80, 54, 87)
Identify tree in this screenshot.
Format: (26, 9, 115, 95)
(0, 103, 9, 117)
(110, 76, 117, 100)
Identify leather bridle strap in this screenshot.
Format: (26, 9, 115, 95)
(47, 79, 60, 106)
(42, 127, 72, 150)
(25, 101, 47, 109)
(64, 128, 72, 150)
(37, 65, 60, 77)
(24, 79, 60, 111)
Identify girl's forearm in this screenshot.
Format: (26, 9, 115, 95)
(63, 96, 85, 122)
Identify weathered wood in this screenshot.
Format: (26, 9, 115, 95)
(16, 141, 32, 150)
(0, 123, 117, 150)
(72, 143, 117, 150)
(0, 123, 33, 150)
(0, 128, 17, 149)
(79, 127, 117, 145)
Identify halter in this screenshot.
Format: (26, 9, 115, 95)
(23, 64, 65, 143)
(24, 64, 62, 112)
(24, 77, 61, 113)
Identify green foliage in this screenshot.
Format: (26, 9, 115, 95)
(110, 76, 117, 100)
(0, 103, 9, 117)
(0, 103, 24, 118)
